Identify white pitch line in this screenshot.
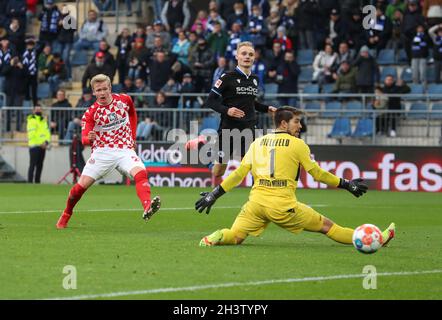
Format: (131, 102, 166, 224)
(45, 269, 442, 300)
(0, 206, 241, 215)
(0, 204, 330, 215)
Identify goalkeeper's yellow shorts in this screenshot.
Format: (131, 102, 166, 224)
(230, 200, 324, 239)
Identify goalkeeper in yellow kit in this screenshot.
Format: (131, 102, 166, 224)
(195, 107, 395, 247)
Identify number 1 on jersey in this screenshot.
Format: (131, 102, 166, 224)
(270, 148, 275, 178)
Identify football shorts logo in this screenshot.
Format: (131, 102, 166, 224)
(89, 158, 95, 164)
(214, 79, 222, 88)
(253, 79, 258, 86)
(237, 79, 241, 84)
(131, 156, 140, 162)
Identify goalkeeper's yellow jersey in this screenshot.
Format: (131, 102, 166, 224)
(220, 132, 340, 211)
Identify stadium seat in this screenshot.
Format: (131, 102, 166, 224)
(200, 116, 220, 132)
(377, 49, 395, 65)
(345, 100, 363, 117)
(380, 66, 397, 82)
(321, 83, 334, 94)
(302, 84, 319, 101)
(431, 103, 442, 119)
(396, 49, 409, 65)
(428, 84, 442, 101)
(112, 84, 123, 93)
(299, 66, 313, 83)
(352, 118, 374, 137)
(71, 50, 89, 66)
(37, 82, 51, 99)
(426, 65, 437, 83)
(408, 102, 429, 119)
(297, 49, 314, 66)
(323, 101, 342, 118)
(327, 117, 351, 138)
(321, 83, 335, 102)
(303, 101, 321, 111)
(264, 83, 278, 105)
(405, 84, 425, 101)
(400, 67, 413, 82)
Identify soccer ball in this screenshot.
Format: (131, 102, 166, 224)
(352, 224, 383, 254)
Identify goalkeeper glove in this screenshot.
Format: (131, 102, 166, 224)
(338, 178, 368, 197)
(195, 185, 226, 214)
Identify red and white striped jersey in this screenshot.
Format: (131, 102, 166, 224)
(81, 93, 137, 151)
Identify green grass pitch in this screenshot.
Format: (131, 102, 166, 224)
(0, 184, 441, 300)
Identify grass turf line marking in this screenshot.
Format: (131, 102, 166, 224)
(45, 269, 442, 300)
(0, 204, 330, 215)
(0, 206, 242, 215)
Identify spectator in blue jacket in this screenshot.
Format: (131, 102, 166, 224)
(38, 0, 60, 49)
(411, 24, 430, 84)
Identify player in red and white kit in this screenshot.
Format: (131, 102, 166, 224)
(56, 74, 161, 229)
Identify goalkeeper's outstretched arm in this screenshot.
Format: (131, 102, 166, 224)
(195, 158, 252, 214)
(308, 163, 368, 197)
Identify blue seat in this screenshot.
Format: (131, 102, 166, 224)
(264, 83, 279, 105)
(328, 117, 351, 138)
(112, 84, 123, 93)
(37, 82, 51, 99)
(380, 66, 397, 82)
(405, 84, 425, 101)
(297, 49, 314, 66)
(299, 66, 313, 83)
(431, 103, 442, 119)
(71, 50, 89, 66)
(426, 65, 437, 83)
(302, 84, 319, 100)
(400, 68, 413, 82)
(346, 101, 363, 117)
(377, 49, 395, 65)
(321, 83, 334, 94)
(428, 84, 442, 101)
(304, 101, 321, 111)
(352, 118, 373, 137)
(200, 116, 220, 132)
(321, 83, 335, 101)
(323, 101, 342, 118)
(396, 49, 408, 65)
(408, 102, 429, 119)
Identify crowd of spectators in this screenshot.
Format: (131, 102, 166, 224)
(0, 0, 441, 140)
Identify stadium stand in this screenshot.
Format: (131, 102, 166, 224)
(0, 0, 439, 147)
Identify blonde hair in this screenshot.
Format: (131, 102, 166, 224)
(237, 41, 254, 52)
(90, 74, 111, 90)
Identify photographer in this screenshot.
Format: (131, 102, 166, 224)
(64, 117, 85, 173)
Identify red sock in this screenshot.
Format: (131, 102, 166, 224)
(134, 170, 151, 211)
(65, 183, 86, 215)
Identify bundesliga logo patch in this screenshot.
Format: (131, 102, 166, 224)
(214, 79, 222, 88)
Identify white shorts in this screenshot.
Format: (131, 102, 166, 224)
(82, 147, 144, 180)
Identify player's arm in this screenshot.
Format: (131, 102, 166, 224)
(254, 101, 277, 113)
(81, 108, 95, 146)
(125, 94, 138, 142)
(298, 142, 368, 197)
(205, 90, 229, 114)
(254, 100, 270, 113)
(195, 147, 253, 214)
